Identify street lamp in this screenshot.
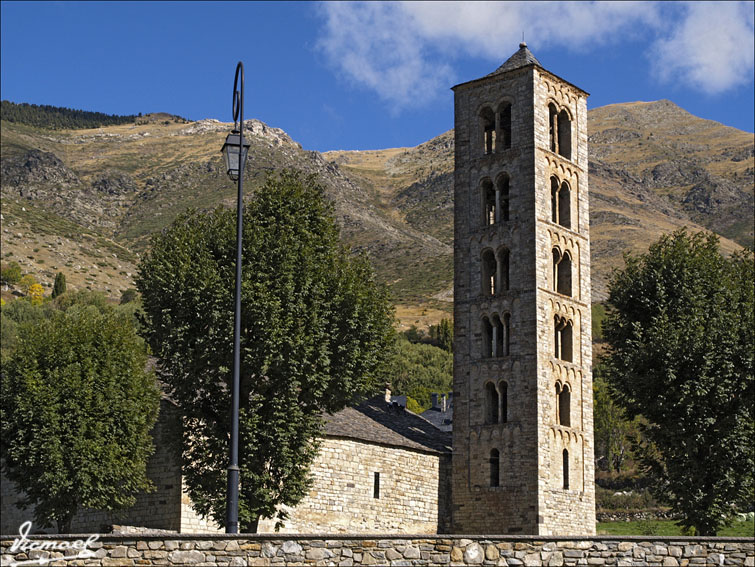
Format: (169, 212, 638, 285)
(220, 61, 248, 534)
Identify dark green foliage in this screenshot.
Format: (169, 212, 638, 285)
(1, 302, 160, 533)
(430, 318, 453, 352)
(1, 100, 137, 130)
(136, 171, 395, 531)
(603, 229, 754, 535)
(120, 288, 139, 305)
(1, 261, 22, 285)
(51, 272, 66, 298)
(591, 303, 607, 342)
(387, 335, 453, 412)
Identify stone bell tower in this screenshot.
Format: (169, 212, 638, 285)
(451, 43, 595, 535)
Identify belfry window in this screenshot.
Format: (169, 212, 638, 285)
(554, 315, 573, 362)
(482, 178, 496, 226)
(499, 381, 508, 423)
(552, 248, 572, 296)
(549, 104, 558, 153)
(485, 382, 499, 424)
(490, 449, 500, 487)
(556, 383, 571, 427)
(548, 103, 573, 160)
(498, 102, 512, 150)
(497, 174, 510, 221)
(481, 107, 496, 155)
(562, 449, 570, 489)
(482, 250, 497, 296)
(498, 248, 510, 292)
(482, 317, 493, 358)
(550, 177, 572, 229)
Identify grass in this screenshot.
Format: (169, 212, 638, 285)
(597, 519, 755, 537)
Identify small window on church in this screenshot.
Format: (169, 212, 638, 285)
(485, 382, 499, 424)
(482, 178, 496, 226)
(558, 182, 571, 229)
(558, 110, 572, 160)
(548, 103, 558, 153)
(498, 248, 510, 292)
(497, 174, 510, 221)
(563, 449, 570, 490)
(373, 472, 380, 499)
(482, 249, 497, 296)
(489, 449, 500, 487)
(553, 248, 572, 296)
(554, 316, 574, 362)
(500, 381, 508, 423)
(557, 383, 571, 427)
(482, 317, 493, 358)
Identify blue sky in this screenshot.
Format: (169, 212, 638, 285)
(1, 1, 753, 152)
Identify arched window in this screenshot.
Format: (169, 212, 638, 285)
(485, 382, 499, 424)
(552, 248, 572, 296)
(482, 249, 497, 296)
(497, 174, 510, 222)
(492, 314, 504, 357)
(548, 103, 558, 154)
(562, 449, 570, 489)
(557, 383, 571, 427)
(490, 449, 500, 487)
(482, 178, 495, 226)
(558, 182, 571, 228)
(558, 110, 572, 159)
(550, 177, 572, 229)
(554, 316, 574, 362)
(498, 102, 512, 150)
(481, 107, 495, 155)
(498, 248, 510, 292)
(482, 317, 493, 358)
(502, 313, 511, 356)
(499, 381, 508, 423)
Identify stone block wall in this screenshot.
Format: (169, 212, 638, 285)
(257, 438, 450, 534)
(2, 534, 753, 566)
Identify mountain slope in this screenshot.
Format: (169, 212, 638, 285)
(1, 101, 752, 311)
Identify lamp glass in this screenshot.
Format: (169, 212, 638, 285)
(221, 131, 251, 181)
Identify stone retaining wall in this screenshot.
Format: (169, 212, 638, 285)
(1, 534, 753, 566)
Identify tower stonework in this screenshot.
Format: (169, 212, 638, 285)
(451, 44, 596, 535)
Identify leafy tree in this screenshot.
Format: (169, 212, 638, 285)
(136, 171, 395, 531)
(429, 318, 453, 352)
(1, 304, 160, 533)
(52, 272, 66, 298)
(1, 261, 22, 286)
(18, 274, 36, 295)
(120, 288, 139, 304)
(28, 283, 45, 305)
(603, 229, 754, 535)
(387, 335, 453, 412)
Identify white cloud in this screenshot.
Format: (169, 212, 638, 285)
(315, 1, 754, 109)
(651, 1, 755, 95)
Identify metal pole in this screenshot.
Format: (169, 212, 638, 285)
(226, 61, 244, 534)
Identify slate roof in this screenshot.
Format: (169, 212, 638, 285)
(421, 405, 453, 433)
(324, 396, 452, 455)
(488, 42, 542, 76)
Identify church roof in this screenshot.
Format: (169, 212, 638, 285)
(488, 42, 542, 76)
(324, 396, 452, 455)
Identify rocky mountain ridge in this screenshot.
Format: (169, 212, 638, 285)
(1, 100, 752, 315)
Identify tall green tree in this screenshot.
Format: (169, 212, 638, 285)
(51, 272, 66, 298)
(603, 229, 754, 535)
(1, 304, 160, 533)
(136, 171, 395, 531)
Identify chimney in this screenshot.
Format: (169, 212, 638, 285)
(431, 393, 439, 410)
(384, 383, 392, 404)
(441, 394, 447, 413)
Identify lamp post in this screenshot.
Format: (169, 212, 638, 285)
(220, 61, 250, 534)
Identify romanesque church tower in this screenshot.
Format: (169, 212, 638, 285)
(451, 43, 596, 535)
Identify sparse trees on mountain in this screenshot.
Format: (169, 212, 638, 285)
(1, 298, 160, 533)
(52, 272, 66, 298)
(1, 261, 22, 287)
(136, 171, 395, 531)
(603, 229, 754, 535)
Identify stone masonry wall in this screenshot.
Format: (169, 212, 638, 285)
(257, 438, 450, 534)
(1, 534, 752, 566)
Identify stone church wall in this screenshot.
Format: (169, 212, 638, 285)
(258, 437, 451, 534)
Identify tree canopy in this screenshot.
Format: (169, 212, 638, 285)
(136, 171, 395, 531)
(1, 298, 160, 533)
(603, 229, 754, 535)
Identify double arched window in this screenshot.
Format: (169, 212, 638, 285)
(554, 315, 573, 362)
(548, 103, 572, 160)
(550, 176, 571, 229)
(484, 380, 509, 425)
(482, 313, 511, 358)
(481, 175, 511, 226)
(552, 248, 572, 296)
(481, 248, 510, 296)
(480, 103, 513, 155)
